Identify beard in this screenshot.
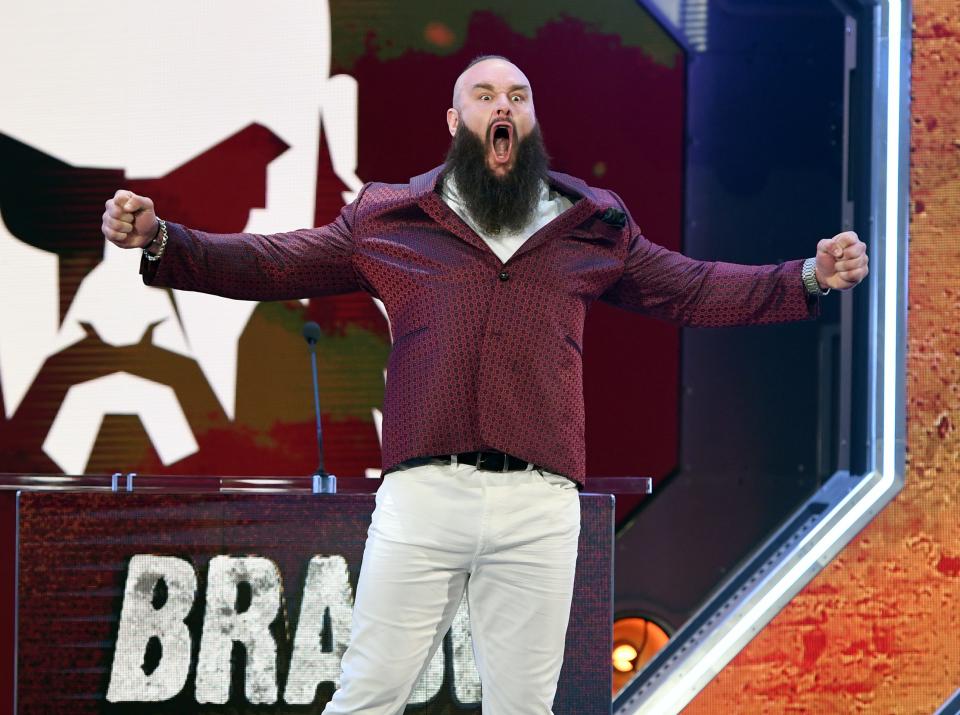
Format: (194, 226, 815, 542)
(442, 122, 550, 236)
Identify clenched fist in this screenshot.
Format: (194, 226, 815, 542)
(814, 231, 869, 291)
(102, 190, 159, 249)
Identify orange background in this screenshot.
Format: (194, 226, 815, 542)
(686, 2, 960, 712)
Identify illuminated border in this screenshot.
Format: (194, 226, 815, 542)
(614, 1, 909, 712)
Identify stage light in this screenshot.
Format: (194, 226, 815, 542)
(612, 617, 669, 696)
(612, 643, 639, 672)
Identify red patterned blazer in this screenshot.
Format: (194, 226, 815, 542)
(142, 165, 817, 483)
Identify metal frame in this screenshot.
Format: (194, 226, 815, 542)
(634, 0, 697, 53)
(934, 687, 960, 715)
(613, 1, 909, 712)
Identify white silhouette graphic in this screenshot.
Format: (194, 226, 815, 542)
(1, 1, 366, 473)
(43, 372, 199, 475)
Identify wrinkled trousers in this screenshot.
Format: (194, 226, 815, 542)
(322, 461, 581, 714)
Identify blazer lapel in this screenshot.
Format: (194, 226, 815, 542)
(408, 165, 622, 262)
(411, 166, 493, 255)
(507, 170, 606, 261)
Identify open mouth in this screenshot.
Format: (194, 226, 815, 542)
(489, 121, 513, 164)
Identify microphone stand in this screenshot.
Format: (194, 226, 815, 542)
(302, 321, 336, 494)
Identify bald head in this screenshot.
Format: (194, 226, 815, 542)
(451, 56, 533, 111)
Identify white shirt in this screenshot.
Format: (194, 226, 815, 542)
(440, 175, 574, 263)
(429, 174, 577, 485)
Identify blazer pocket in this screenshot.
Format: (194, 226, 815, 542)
(392, 325, 429, 347)
(568, 218, 624, 243)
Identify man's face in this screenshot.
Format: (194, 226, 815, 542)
(447, 59, 537, 177)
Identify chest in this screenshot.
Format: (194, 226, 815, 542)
(353, 209, 625, 340)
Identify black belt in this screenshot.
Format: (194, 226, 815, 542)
(441, 451, 533, 472)
(395, 451, 534, 473)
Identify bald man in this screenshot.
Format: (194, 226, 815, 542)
(103, 55, 868, 713)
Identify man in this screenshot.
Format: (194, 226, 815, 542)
(102, 55, 868, 713)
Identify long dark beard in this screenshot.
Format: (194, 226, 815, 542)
(442, 123, 549, 236)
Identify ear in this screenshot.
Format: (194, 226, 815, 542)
(446, 108, 459, 137)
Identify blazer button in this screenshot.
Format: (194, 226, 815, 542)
(498, 271, 510, 282)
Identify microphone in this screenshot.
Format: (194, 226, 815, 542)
(302, 321, 336, 494)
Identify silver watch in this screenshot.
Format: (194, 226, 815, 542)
(802, 257, 830, 296)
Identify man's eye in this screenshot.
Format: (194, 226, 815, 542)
(511, 95, 524, 102)
(480, 95, 491, 101)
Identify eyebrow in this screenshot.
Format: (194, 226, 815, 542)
(472, 83, 530, 94)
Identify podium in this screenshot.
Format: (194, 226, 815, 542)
(0, 474, 648, 714)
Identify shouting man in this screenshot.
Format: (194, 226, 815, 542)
(102, 55, 868, 713)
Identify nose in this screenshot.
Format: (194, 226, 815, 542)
(493, 93, 512, 114)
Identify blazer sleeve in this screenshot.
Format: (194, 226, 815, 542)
(600, 197, 819, 328)
(139, 188, 367, 302)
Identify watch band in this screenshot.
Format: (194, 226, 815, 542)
(802, 257, 830, 296)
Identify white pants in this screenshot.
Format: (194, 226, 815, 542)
(322, 461, 581, 714)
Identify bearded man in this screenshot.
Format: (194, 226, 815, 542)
(102, 55, 869, 714)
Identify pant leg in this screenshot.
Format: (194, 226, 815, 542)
(466, 473, 581, 715)
(323, 467, 480, 714)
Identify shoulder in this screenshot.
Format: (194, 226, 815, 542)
(547, 170, 635, 234)
(547, 170, 622, 209)
(354, 164, 445, 215)
(349, 179, 418, 222)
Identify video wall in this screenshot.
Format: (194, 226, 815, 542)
(0, 1, 684, 514)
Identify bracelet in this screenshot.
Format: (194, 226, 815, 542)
(802, 257, 830, 296)
(142, 231, 157, 250)
(142, 219, 168, 262)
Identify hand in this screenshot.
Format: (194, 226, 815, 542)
(102, 190, 159, 249)
(815, 231, 869, 291)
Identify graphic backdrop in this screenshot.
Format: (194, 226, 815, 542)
(0, 2, 684, 519)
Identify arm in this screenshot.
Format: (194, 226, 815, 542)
(103, 188, 367, 302)
(602, 231, 817, 328)
(597, 192, 818, 327)
(139, 202, 363, 301)
(596, 186, 868, 326)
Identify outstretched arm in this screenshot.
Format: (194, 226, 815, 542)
(603, 234, 816, 327)
(102, 189, 366, 302)
(601, 205, 868, 327)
